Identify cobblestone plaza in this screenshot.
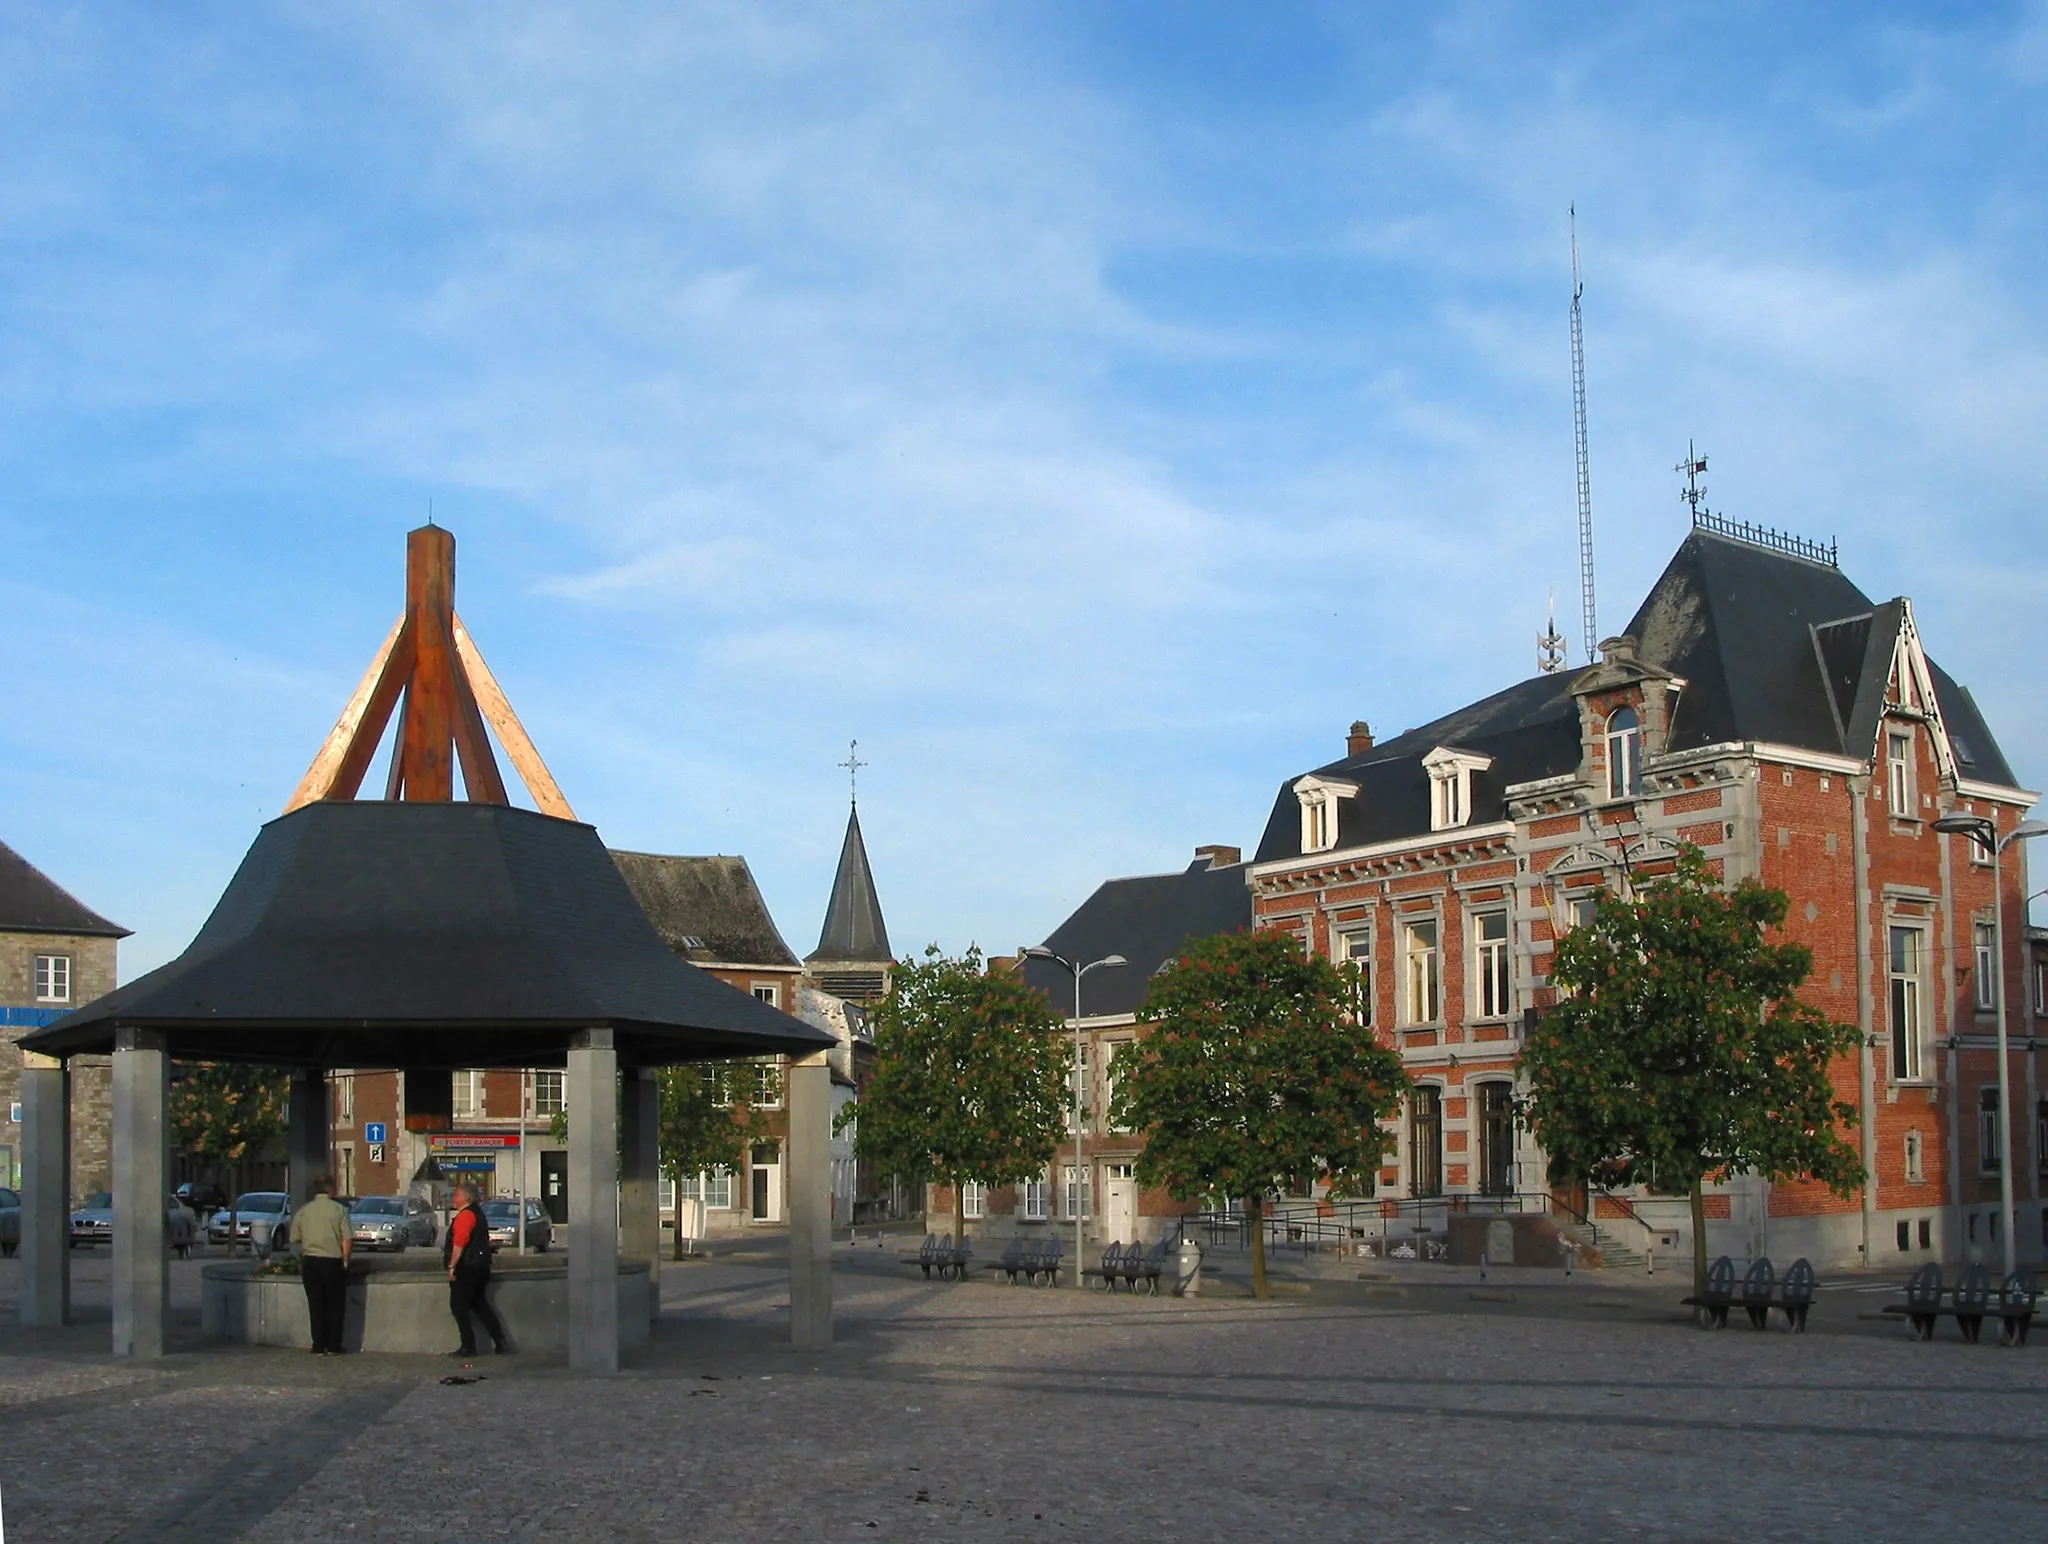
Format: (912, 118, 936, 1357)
(2, 1250, 2041, 1542)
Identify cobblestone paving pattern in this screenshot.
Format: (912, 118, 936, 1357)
(2, 1254, 2042, 1542)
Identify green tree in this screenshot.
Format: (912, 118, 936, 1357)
(1519, 847, 1864, 1296)
(170, 1062, 289, 1194)
(1112, 930, 1409, 1298)
(839, 946, 1068, 1244)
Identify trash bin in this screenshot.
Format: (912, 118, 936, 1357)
(1173, 1236, 1203, 1298)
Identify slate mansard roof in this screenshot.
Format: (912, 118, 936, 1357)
(0, 839, 128, 939)
(610, 850, 801, 969)
(1255, 527, 2023, 864)
(1023, 855, 1254, 1020)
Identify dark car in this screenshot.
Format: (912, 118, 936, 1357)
(176, 1181, 229, 1214)
(68, 1193, 199, 1256)
(482, 1197, 552, 1253)
(0, 1186, 19, 1257)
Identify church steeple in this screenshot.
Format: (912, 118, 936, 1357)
(806, 748, 893, 1001)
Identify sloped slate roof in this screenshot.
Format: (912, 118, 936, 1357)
(1023, 857, 1253, 1020)
(807, 805, 892, 965)
(610, 851, 800, 968)
(0, 840, 128, 939)
(21, 802, 833, 1069)
(1255, 527, 2020, 863)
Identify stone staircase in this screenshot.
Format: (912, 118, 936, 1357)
(1555, 1217, 1649, 1272)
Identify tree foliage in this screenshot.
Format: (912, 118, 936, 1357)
(656, 1063, 778, 1258)
(838, 946, 1068, 1242)
(170, 1062, 288, 1177)
(1112, 929, 1410, 1297)
(1519, 847, 1863, 1292)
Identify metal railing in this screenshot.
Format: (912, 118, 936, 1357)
(1162, 1190, 1672, 1263)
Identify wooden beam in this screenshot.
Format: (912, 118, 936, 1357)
(396, 526, 459, 802)
(325, 622, 417, 803)
(283, 615, 404, 813)
(452, 613, 578, 821)
(450, 651, 510, 806)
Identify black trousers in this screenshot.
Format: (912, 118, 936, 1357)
(449, 1267, 506, 1352)
(302, 1256, 348, 1353)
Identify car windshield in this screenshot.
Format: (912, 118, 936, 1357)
(480, 1201, 523, 1220)
(352, 1199, 405, 1216)
(232, 1194, 286, 1213)
(83, 1193, 113, 1209)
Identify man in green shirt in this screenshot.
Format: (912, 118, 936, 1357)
(289, 1175, 352, 1355)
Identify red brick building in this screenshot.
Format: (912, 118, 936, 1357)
(1249, 519, 2039, 1270)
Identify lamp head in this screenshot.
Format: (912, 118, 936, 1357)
(1932, 813, 1993, 837)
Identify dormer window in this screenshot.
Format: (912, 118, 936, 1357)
(1422, 748, 1491, 832)
(1292, 775, 1357, 854)
(1605, 708, 1642, 799)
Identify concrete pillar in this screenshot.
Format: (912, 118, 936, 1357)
(620, 1064, 661, 1324)
(19, 1052, 72, 1327)
(112, 1029, 169, 1359)
(568, 1028, 619, 1374)
(787, 1049, 833, 1351)
(288, 1069, 330, 1206)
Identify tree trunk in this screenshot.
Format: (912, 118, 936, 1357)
(1248, 1194, 1268, 1300)
(672, 1183, 686, 1261)
(953, 1185, 966, 1246)
(1689, 1174, 1708, 1299)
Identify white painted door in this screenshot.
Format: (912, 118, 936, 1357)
(1104, 1165, 1137, 1241)
(750, 1143, 781, 1223)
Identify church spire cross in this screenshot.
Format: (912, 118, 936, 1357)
(839, 740, 867, 805)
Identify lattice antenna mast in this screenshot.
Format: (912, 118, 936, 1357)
(1570, 206, 1597, 663)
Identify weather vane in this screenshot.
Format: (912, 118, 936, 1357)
(1676, 441, 1710, 521)
(839, 739, 867, 804)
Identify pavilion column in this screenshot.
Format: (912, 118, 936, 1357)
(787, 1049, 833, 1351)
(18, 1052, 72, 1327)
(112, 1029, 169, 1359)
(568, 1028, 619, 1374)
(620, 1064, 661, 1325)
(288, 1069, 330, 1206)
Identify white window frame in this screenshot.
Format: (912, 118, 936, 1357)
(962, 1181, 986, 1220)
(332, 1073, 354, 1125)
(1103, 1040, 1134, 1132)
(1021, 1175, 1050, 1221)
(751, 982, 781, 1008)
(1472, 909, 1511, 1021)
(533, 1070, 565, 1117)
(1292, 775, 1356, 855)
(1888, 925, 1925, 1082)
(1975, 922, 1998, 1013)
(1605, 708, 1642, 799)
(1980, 1087, 2002, 1176)
(452, 1070, 484, 1120)
(1887, 730, 1914, 819)
(32, 953, 71, 1004)
(752, 1060, 783, 1109)
(2036, 958, 2048, 1016)
(1904, 1129, 1925, 1186)
(1423, 747, 1492, 832)
(1401, 917, 1441, 1026)
(1063, 1163, 1092, 1221)
(1068, 1049, 1093, 1134)
(1337, 926, 1373, 1025)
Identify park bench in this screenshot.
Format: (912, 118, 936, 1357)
(1082, 1240, 1130, 1290)
(991, 1237, 1027, 1284)
(1122, 1240, 1167, 1296)
(1681, 1255, 1818, 1331)
(1024, 1235, 1063, 1286)
(1883, 1264, 2038, 1345)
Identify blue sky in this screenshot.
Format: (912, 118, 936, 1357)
(3, 2, 2044, 978)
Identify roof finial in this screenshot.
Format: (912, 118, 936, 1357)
(839, 739, 867, 805)
(1677, 441, 1710, 520)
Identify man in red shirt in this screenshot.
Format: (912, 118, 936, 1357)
(445, 1184, 509, 1357)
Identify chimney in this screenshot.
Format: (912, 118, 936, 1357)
(1347, 720, 1374, 756)
(1194, 844, 1241, 869)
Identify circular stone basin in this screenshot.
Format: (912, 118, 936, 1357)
(200, 1255, 652, 1354)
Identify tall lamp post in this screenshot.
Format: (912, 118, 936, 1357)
(1932, 813, 2048, 1276)
(1022, 947, 1126, 1288)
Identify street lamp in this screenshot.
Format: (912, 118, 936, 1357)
(1931, 813, 2048, 1276)
(1022, 947, 1127, 1287)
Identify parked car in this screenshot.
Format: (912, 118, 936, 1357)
(0, 1187, 19, 1257)
(208, 1192, 293, 1253)
(175, 1181, 229, 1215)
(482, 1197, 552, 1253)
(68, 1193, 199, 1256)
(348, 1194, 436, 1252)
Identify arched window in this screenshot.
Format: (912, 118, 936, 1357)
(1605, 707, 1642, 799)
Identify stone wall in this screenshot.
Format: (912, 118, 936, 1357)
(0, 929, 119, 1202)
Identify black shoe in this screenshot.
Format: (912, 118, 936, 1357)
(492, 1342, 510, 1355)
(449, 1348, 477, 1358)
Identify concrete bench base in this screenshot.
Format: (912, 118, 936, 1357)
(201, 1258, 652, 1353)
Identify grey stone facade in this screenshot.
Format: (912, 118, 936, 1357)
(1, 928, 120, 1202)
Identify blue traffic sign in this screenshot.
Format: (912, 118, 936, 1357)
(364, 1121, 386, 1144)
